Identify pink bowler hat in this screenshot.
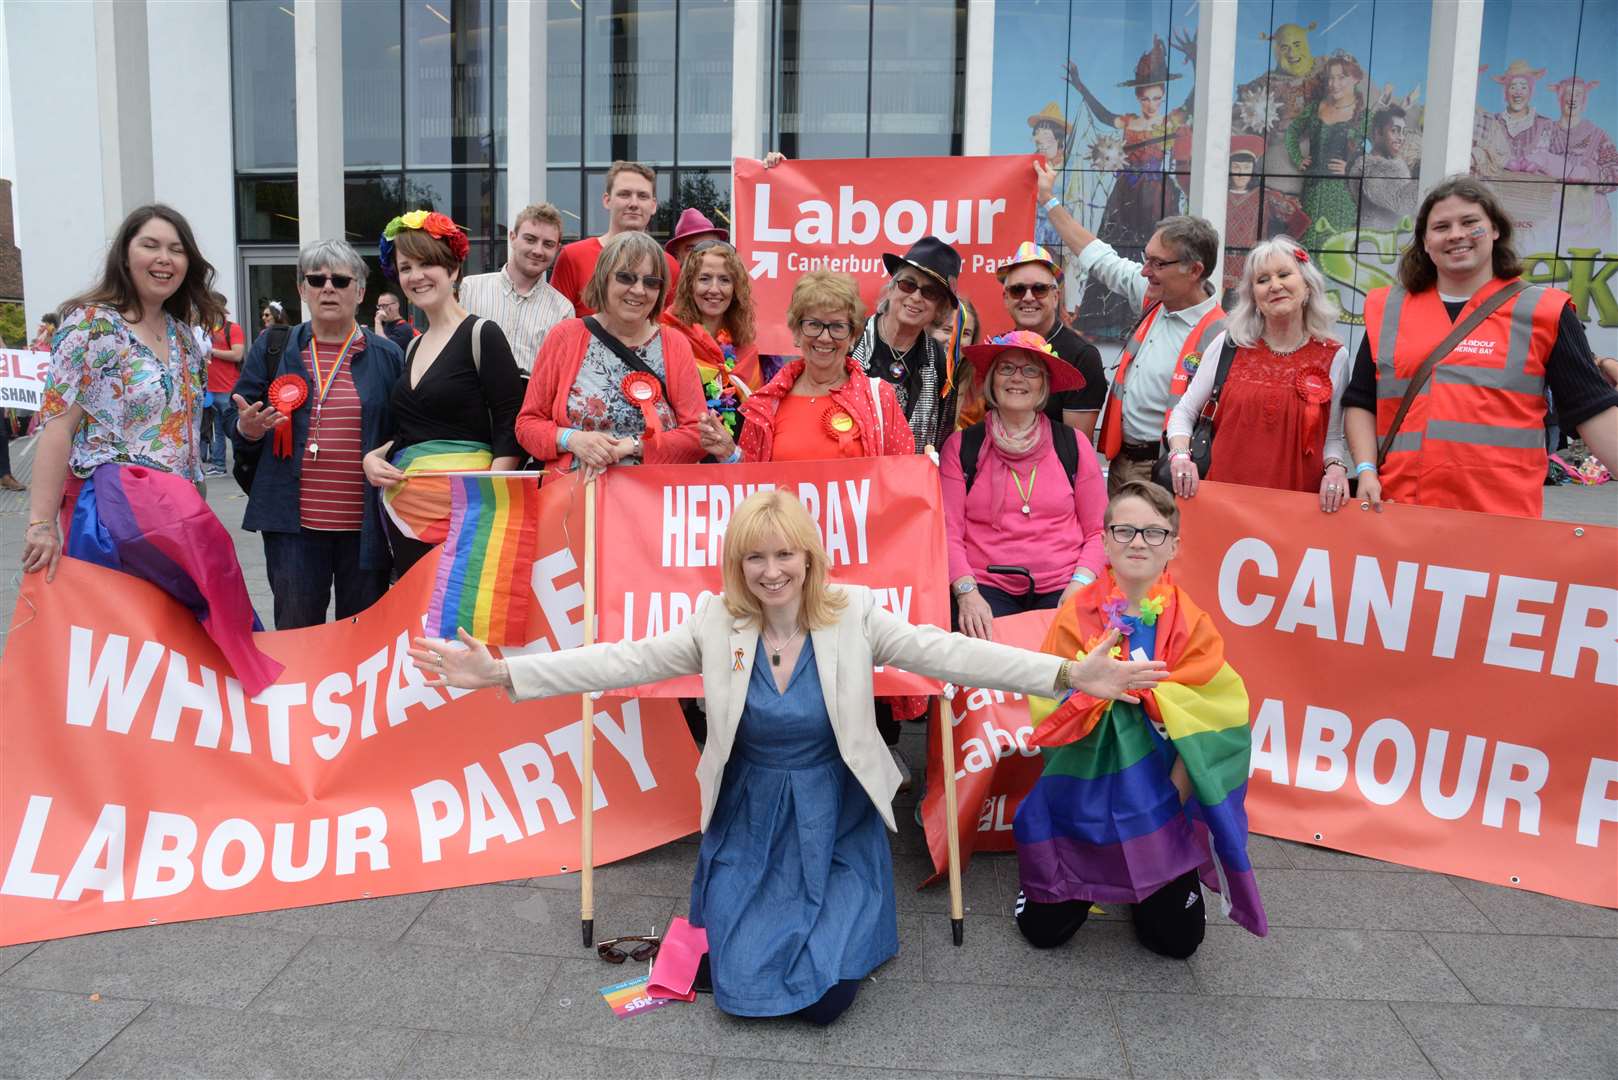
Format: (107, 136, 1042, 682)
(666, 208, 729, 252)
(962, 330, 1085, 394)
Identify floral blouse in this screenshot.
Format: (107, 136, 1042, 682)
(39, 305, 207, 481)
(564, 334, 676, 466)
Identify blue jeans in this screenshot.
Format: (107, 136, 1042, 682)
(262, 528, 389, 630)
(204, 395, 235, 467)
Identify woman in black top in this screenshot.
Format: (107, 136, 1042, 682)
(364, 212, 524, 576)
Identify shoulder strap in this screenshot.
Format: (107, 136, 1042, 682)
(960, 422, 988, 493)
(584, 316, 669, 399)
(867, 376, 885, 448)
(1376, 280, 1531, 467)
(1050, 420, 1080, 488)
(469, 316, 487, 373)
(404, 333, 421, 366)
(264, 324, 292, 369)
(1202, 335, 1241, 419)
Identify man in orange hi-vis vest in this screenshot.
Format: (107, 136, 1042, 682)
(1035, 160, 1227, 495)
(1343, 175, 1618, 518)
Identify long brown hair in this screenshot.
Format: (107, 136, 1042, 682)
(670, 243, 756, 347)
(1396, 175, 1522, 293)
(61, 204, 224, 328)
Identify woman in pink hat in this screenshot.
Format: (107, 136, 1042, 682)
(940, 331, 1106, 640)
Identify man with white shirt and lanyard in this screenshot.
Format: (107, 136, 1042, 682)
(1034, 160, 1227, 493)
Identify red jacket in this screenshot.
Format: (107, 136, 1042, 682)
(516, 318, 708, 481)
(737, 357, 915, 461)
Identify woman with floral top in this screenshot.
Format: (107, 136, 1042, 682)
(22, 204, 224, 578)
(660, 240, 763, 445)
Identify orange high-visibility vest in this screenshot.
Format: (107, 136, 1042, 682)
(1096, 302, 1227, 459)
(1363, 277, 1565, 517)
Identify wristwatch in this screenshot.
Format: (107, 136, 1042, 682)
(953, 578, 977, 596)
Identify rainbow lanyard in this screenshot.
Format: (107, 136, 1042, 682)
(310, 324, 361, 416)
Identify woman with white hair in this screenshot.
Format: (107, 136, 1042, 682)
(1164, 234, 1351, 512)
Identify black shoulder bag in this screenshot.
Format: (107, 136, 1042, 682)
(1152, 334, 1239, 491)
(583, 316, 669, 402)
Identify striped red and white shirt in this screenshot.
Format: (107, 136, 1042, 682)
(299, 339, 367, 532)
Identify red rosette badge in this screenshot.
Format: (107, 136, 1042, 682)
(1294, 367, 1333, 406)
(267, 374, 307, 458)
(620, 372, 663, 441)
(822, 406, 859, 451)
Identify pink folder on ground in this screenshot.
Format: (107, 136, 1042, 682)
(646, 916, 708, 1002)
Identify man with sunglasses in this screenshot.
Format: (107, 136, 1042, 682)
(551, 161, 682, 318)
(1034, 160, 1226, 493)
(996, 242, 1107, 439)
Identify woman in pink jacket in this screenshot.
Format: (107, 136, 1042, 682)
(940, 331, 1106, 639)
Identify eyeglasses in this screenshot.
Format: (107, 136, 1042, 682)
(1140, 256, 1183, 272)
(800, 318, 852, 340)
(1106, 524, 1175, 546)
(993, 362, 1046, 380)
(613, 270, 665, 291)
(893, 276, 949, 304)
(303, 273, 354, 289)
(596, 935, 660, 963)
(1004, 282, 1057, 300)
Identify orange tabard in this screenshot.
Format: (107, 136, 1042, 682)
(1096, 302, 1227, 459)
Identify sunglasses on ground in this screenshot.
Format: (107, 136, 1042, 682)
(613, 270, 665, 291)
(893, 276, 949, 304)
(303, 273, 354, 289)
(1004, 282, 1057, 300)
(597, 935, 661, 963)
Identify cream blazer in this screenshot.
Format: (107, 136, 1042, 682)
(506, 585, 1065, 832)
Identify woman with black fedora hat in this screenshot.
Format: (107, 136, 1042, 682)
(851, 235, 963, 455)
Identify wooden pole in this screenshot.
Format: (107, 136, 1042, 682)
(579, 477, 598, 948)
(938, 690, 965, 946)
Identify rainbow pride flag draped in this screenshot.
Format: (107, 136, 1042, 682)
(425, 473, 542, 646)
(65, 464, 284, 696)
(381, 439, 494, 544)
(1015, 571, 1266, 936)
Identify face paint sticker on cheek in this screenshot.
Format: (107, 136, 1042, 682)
(1470, 226, 1488, 239)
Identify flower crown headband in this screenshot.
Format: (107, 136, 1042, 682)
(379, 210, 470, 278)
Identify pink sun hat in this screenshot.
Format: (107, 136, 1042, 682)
(962, 330, 1085, 394)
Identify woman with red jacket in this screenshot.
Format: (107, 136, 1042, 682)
(516, 232, 707, 482)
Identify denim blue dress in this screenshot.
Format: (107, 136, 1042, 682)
(689, 636, 898, 1016)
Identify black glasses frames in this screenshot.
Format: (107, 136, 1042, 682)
(303, 273, 354, 289)
(596, 935, 661, 963)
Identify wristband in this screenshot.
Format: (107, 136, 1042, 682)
(1354, 461, 1377, 476)
(1169, 450, 1192, 462)
(557, 428, 574, 451)
(724, 448, 743, 464)
(1323, 457, 1347, 472)
(1070, 570, 1095, 586)
(1043, 197, 1062, 215)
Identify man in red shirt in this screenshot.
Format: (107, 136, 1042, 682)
(549, 161, 681, 317)
(204, 305, 246, 476)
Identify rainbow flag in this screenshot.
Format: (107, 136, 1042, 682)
(425, 473, 542, 647)
(381, 439, 494, 544)
(1015, 571, 1267, 936)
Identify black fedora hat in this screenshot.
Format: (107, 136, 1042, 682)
(882, 236, 962, 306)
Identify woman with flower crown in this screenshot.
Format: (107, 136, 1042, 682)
(363, 211, 526, 576)
(1164, 235, 1351, 514)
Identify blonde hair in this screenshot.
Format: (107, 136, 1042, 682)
(582, 232, 670, 315)
(721, 490, 848, 630)
(1225, 235, 1341, 347)
(980, 348, 1052, 413)
(786, 270, 865, 330)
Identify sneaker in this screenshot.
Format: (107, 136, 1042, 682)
(205, 465, 227, 477)
(890, 745, 913, 793)
(0, 475, 24, 491)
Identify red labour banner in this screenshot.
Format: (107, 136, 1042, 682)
(733, 155, 1039, 355)
(596, 456, 951, 697)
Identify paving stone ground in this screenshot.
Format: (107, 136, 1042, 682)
(2, 434, 1615, 1079)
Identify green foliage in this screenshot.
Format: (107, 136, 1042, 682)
(0, 302, 25, 348)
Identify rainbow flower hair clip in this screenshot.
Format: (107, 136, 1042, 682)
(380, 210, 470, 278)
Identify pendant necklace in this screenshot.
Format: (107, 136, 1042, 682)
(1011, 465, 1038, 515)
(762, 625, 804, 667)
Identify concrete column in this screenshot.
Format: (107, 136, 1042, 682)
(294, 0, 343, 258)
(730, 0, 770, 161)
(93, 0, 155, 232)
(1187, 0, 1237, 280)
(962, 0, 995, 155)
(507, 0, 548, 207)
(1418, 0, 1485, 196)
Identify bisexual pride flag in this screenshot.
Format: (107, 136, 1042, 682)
(426, 473, 542, 647)
(1015, 571, 1267, 936)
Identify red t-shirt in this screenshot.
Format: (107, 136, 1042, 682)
(770, 393, 867, 461)
(550, 236, 682, 317)
(207, 322, 246, 393)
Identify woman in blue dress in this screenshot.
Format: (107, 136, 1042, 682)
(412, 488, 1165, 1024)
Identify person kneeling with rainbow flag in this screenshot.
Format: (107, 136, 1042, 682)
(1013, 481, 1267, 957)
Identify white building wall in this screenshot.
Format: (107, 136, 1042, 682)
(147, 0, 237, 321)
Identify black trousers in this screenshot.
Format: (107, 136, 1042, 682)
(1016, 868, 1207, 959)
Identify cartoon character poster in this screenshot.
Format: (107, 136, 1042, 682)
(1472, 0, 1617, 355)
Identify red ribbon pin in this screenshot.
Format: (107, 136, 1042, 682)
(266, 374, 307, 459)
(621, 373, 663, 442)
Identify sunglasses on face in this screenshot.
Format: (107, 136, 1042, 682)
(1106, 524, 1175, 546)
(596, 935, 660, 963)
(613, 270, 665, 291)
(893, 276, 948, 304)
(799, 318, 852, 340)
(304, 273, 354, 289)
(1004, 282, 1057, 300)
